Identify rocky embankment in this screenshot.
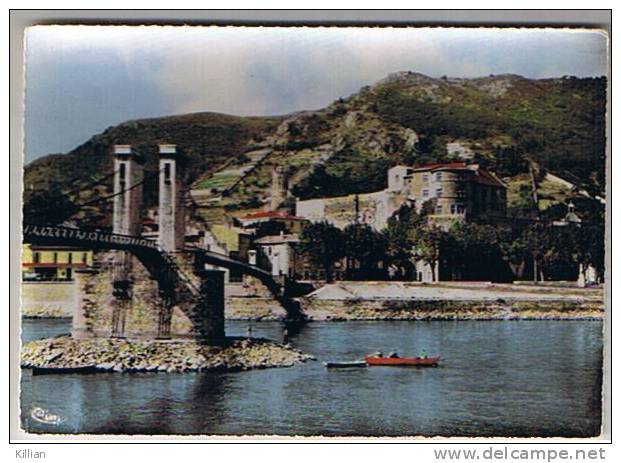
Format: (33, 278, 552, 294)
(21, 337, 314, 373)
(301, 300, 604, 321)
(22, 307, 73, 318)
(299, 282, 604, 321)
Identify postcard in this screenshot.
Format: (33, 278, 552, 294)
(15, 23, 609, 440)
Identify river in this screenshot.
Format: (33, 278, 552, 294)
(20, 318, 602, 437)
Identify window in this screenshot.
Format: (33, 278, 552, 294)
(53, 252, 58, 264)
(435, 187, 443, 197)
(435, 172, 442, 181)
(33, 252, 40, 264)
(164, 163, 172, 184)
(422, 189, 429, 198)
(422, 174, 429, 183)
(119, 163, 127, 191)
(450, 204, 465, 215)
(82, 253, 88, 264)
(435, 205, 443, 214)
(68, 253, 73, 264)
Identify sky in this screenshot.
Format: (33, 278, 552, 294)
(23, 26, 608, 162)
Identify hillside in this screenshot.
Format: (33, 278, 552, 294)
(23, 112, 284, 224)
(23, 72, 606, 226)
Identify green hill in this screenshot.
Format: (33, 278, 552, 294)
(23, 72, 606, 226)
(23, 112, 284, 225)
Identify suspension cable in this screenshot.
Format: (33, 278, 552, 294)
(71, 166, 164, 211)
(26, 167, 164, 220)
(63, 169, 120, 198)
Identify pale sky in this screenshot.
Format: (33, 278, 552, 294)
(24, 26, 608, 162)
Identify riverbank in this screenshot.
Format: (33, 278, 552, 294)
(21, 337, 314, 373)
(22, 281, 604, 321)
(300, 282, 604, 321)
(300, 299, 603, 321)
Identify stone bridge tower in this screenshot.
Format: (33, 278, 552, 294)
(111, 144, 144, 337)
(158, 144, 185, 252)
(156, 144, 185, 339)
(73, 143, 227, 342)
(156, 144, 225, 341)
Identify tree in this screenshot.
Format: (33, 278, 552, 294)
(521, 223, 552, 282)
(497, 230, 530, 279)
(443, 222, 504, 281)
(23, 187, 77, 225)
(411, 224, 447, 282)
(298, 221, 346, 282)
(573, 199, 605, 282)
(383, 205, 427, 279)
(384, 218, 415, 279)
(538, 198, 605, 283)
(343, 223, 388, 279)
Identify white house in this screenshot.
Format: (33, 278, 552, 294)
(254, 233, 300, 278)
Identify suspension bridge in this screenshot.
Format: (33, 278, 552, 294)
(22, 144, 301, 342)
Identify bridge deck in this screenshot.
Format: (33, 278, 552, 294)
(23, 223, 281, 292)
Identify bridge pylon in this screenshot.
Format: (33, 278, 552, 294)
(158, 144, 185, 253)
(111, 144, 144, 338)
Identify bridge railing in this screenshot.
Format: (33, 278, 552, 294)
(23, 223, 284, 297)
(23, 224, 159, 250)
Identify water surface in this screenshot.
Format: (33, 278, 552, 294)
(20, 318, 602, 436)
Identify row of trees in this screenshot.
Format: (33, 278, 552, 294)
(297, 221, 388, 281)
(298, 202, 605, 283)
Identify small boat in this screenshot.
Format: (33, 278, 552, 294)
(364, 356, 441, 367)
(32, 365, 99, 376)
(324, 360, 367, 368)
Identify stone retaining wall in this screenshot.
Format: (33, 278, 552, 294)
(225, 297, 287, 320)
(300, 299, 604, 321)
(21, 282, 75, 318)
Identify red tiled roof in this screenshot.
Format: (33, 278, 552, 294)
(474, 169, 506, 188)
(413, 162, 506, 188)
(413, 162, 468, 172)
(240, 211, 306, 221)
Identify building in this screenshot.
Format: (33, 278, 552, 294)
(295, 161, 508, 283)
(234, 211, 310, 280)
(236, 210, 308, 235)
(296, 161, 507, 231)
(22, 245, 94, 281)
(254, 233, 301, 279)
(391, 162, 507, 225)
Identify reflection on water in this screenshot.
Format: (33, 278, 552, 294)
(20, 318, 603, 436)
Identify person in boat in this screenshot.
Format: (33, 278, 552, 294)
(372, 350, 383, 358)
(419, 349, 428, 359)
(387, 351, 400, 358)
